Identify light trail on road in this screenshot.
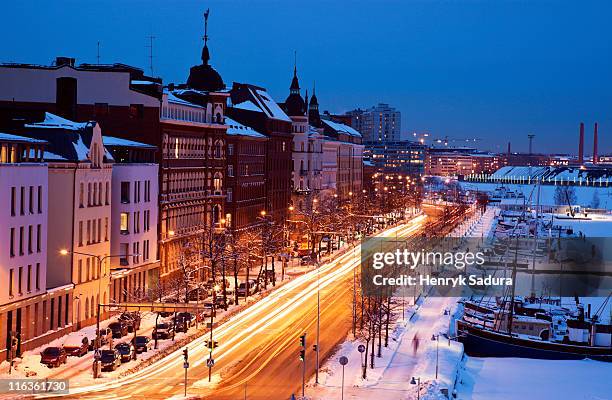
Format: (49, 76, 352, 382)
(39, 216, 427, 399)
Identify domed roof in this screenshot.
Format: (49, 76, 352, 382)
(187, 58, 225, 92)
(284, 93, 306, 116)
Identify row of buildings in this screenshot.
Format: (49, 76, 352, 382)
(0, 16, 363, 359)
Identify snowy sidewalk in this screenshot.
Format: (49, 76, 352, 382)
(308, 296, 463, 400)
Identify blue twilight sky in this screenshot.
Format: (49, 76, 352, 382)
(2, 0, 611, 154)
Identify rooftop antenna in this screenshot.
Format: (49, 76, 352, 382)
(146, 35, 155, 75)
(96, 41, 101, 64)
(294, 50, 297, 74)
(201, 8, 211, 65)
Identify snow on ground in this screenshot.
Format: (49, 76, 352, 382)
(456, 357, 612, 400)
(307, 296, 463, 400)
(459, 181, 612, 210)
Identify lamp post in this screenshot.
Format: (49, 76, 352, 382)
(410, 376, 421, 400)
(59, 249, 139, 378)
(431, 334, 440, 379)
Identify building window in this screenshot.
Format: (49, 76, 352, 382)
(18, 266, 23, 294)
(27, 264, 32, 292)
(129, 104, 144, 119)
(37, 185, 42, 213)
(105, 182, 110, 205)
(228, 164, 234, 177)
(133, 242, 140, 264)
(227, 144, 234, 156)
(9, 268, 14, 296)
(120, 243, 129, 266)
(213, 173, 222, 194)
(120, 213, 129, 234)
(36, 263, 40, 290)
(226, 188, 232, 202)
(78, 221, 83, 246)
(29, 186, 34, 213)
(10, 186, 16, 216)
(10, 227, 15, 257)
(20, 186, 25, 215)
(78, 259, 83, 283)
(120, 182, 130, 203)
(79, 183, 84, 207)
(143, 240, 149, 261)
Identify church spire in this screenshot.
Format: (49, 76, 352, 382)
(290, 50, 300, 94)
(201, 9, 211, 65)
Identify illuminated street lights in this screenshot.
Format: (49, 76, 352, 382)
(410, 376, 422, 400)
(59, 249, 139, 378)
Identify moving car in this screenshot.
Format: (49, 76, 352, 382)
(40, 347, 67, 368)
(114, 342, 135, 362)
(96, 327, 112, 345)
(152, 323, 174, 339)
(132, 336, 152, 353)
(99, 349, 122, 371)
(63, 336, 89, 357)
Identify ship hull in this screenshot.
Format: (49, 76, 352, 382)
(457, 320, 612, 362)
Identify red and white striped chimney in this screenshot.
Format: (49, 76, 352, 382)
(593, 122, 599, 164)
(578, 122, 585, 165)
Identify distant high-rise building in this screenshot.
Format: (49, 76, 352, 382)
(346, 103, 401, 142)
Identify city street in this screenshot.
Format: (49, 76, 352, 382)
(43, 217, 427, 399)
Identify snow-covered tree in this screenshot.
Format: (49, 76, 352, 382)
(591, 190, 600, 208)
(554, 185, 577, 206)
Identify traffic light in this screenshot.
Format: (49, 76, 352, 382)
(299, 334, 306, 348)
(182, 347, 188, 362)
(10, 336, 18, 349)
(299, 349, 305, 362)
(312, 344, 317, 352)
(206, 340, 219, 349)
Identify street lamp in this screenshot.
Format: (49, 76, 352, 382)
(431, 334, 440, 379)
(410, 376, 421, 400)
(59, 249, 139, 378)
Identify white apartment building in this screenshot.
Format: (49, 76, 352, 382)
(0, 133, 69, 358)
(23, 113, 112, 330)
(104, 137, 159, 303)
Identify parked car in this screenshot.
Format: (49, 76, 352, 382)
(114, 343, 135, 362)
(214, 294, 234, 309)
(63, 336, 89, 357)
(237, 279, 258, 297)
(40, 347, 67, 368)
(300, 256, 312, 265)
(132, 336, 152, 353)
(177, 312, 195, 326)
(152, 323, 174, 339)
(172, 315, 190, 333)
(200, 302, 216, 318)
(108, 321, 128, 338)
(119, 312, 141, 332)
(99, 349, 122, 371)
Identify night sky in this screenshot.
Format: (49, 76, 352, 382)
(2, 0, 611, 154)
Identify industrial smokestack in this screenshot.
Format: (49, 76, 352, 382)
(578, 122, 585, 165)
(593, 122, 599, 164)
(507, 142, 511, 156)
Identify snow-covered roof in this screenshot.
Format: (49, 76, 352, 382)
(0, 132, 47, 144)
(131, 80, 158, 85)
(103, 136, 156, 149)
(233, 100, 261, 112)
(490, 166, 612, 182)
(166, 91, 203, 108)
(363, 159, 375, 167)
(252, 89, 291, 122)
(321, 119, 362, 137)
(225, 117, 266, 138)
(25, 112, 90, 131)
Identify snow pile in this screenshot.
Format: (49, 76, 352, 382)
(456, 357, 612, 400)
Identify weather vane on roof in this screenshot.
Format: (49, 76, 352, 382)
(204, 9, 210, 46)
